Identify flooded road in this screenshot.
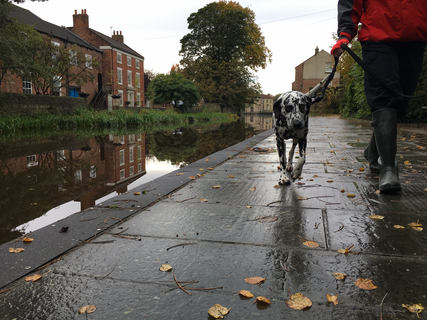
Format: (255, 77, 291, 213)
(0, 114, 272, 245)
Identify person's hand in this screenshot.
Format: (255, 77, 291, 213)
(331, 38, 349, 58)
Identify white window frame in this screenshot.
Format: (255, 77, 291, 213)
(119, 149, 125, 166)
(120, 169, 125, 180)
(136, 72, 140, 88)
(22, 78, 32, 94)
(117, 52, 122, 64)
(130, 165, 134, 176)
(127, 70, 132, 87)
(57, 150, 65, 161)
(117, 67, 123, 85)
(128, 91, 134, 106)
(137, 145, 142, 160)
(127, 56, 132, 67)
(118, 90, 124, 106)
(85, 54, 92, 69)
(90, 165, 96, 178)
(138, 163, 142, 172)
(129, 147, 134, 163)
(75, 170, 82, 182)
(136, 59, 140, 69)
(27, 155, 38, 167)
(136, 93, 141, 107)
(326, 62, 333, 73)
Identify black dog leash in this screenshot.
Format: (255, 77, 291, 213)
(312, 57, 339, 103)
(341, 43, 427, 99)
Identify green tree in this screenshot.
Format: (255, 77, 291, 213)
(147, 71, 200, 108)
(179, 1, 271, 109)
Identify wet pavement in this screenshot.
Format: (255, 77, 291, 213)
(1, 116, 427, 319)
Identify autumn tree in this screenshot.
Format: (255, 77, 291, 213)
(179, 1, 271, 109)
(147, 71, 200, 108)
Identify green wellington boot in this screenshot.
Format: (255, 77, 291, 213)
(372, 108, 401, 193)
(364, 132, 380, 173)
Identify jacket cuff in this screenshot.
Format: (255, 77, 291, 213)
(339, 31, 353, 42)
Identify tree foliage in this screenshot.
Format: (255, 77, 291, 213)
(147, 71, 200, 108)
(179, 1, 271, 109)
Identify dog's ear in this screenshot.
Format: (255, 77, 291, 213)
(273, 99, 282, 120)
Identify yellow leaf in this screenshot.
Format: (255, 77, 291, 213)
(249, 187, 256, 191)
(188, 176, 196, 180)
(238, 290, 253, 298)
(402, 303, 424, 316)
(176, 173, 183, 176)
(337, 245, 354, 254)
(375, 190, 381, 194)
(199, 168, 204, 171)
(313, 175, 319, 178)
(9, 248, 25, 253)
(332, 272, 346, 280)
(208, 167, 214, 170)
(212, 185, 221, 189)
(79, 305, 97, 314)
(197, 173, 203, 177)
(25, 274, 42, 282)
(413, 227, 423, 232)
(245, 205, 252, 208)
(23, 237, 34, 242)
(134, 192, 141, 195)
(393, 225, 405, 229)
(327, 293, 339, 305)
(369, 215, 385, 220)
(159, 264, 173, 272)
(326, 180, 334, 183)
(347, 194, 356, 198)
(303, 240, 320, 248)
(199, 198, 208, 203)
(285, 292, 312, 310)
(354, 278, 377, 290)
(408, 222, 422, 228)
(208, 304, 230, 319)
(255, 296, 271, 305)
(227, 175, 234, 178)
(297, 196, 308, 200)
(359, 167, 365, 171)
(245, 277, 265, 285)
(205, 158, 209, 162)
(274, 185, 280, 188)
(404, 160, 411, 164)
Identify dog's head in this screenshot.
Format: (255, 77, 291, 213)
(273, 91, 311, 131)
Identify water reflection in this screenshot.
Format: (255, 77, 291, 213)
(0, 115, 269, 244)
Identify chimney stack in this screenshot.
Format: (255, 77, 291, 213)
(73, 9, 89, 30)
(315, 46, 319, 55)
(112, 30, 124, 43)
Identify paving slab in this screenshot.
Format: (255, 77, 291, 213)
(1, 116, 427, 319)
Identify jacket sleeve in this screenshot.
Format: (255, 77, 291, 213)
(337, 0, 363, 41)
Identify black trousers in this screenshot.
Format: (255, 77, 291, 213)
(361, 41, 426, 118)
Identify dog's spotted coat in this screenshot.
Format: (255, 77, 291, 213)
(273, 91, 311, 185)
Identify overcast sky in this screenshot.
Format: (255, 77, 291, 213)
(18, 0, 339, 96)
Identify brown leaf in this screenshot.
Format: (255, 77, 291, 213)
(359, 167, 365, 171)
(79, 305, 97, 314)
(327, 293, 339, 305)
(238, 290, 253, 298)
(297, 196, 308, 200)
(159, 264, 173, 272)
(346, 193, 356, 198)
(212, 185, 221, 189)
(354, 278, 377, 290)
(326, 180, 334, 183)
(22, 237, 34, 243)
(274, 185, 280, 188)
(25, 274, 42, 282)
(393, 225, 405, 229)
(249, 187, 256, 191)
(208, 304, 230, 319)
(9, 248, 25, 253)
(227, 175, 234, 178)
(176, 173, 184, 176)
(332, 272, 346, 280)
(245, 277, 265, 285)
(255, 296, 271, 305)
(134, 192, 141, 195)
(285, 293, 312, 310)
(408, 222, 422, 228)
(188, 176, 196, 180)
(368, 215, 385, 220)
(303, 240, 319, 248)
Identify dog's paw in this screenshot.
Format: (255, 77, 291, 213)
(292, 167, 302, 181)
(286, 164, 293, 172)
(279, 175, 291, 186)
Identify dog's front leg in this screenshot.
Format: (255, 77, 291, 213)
(275, 133, 290, 185)
(292, 138, 307, 180)
(286, 139, 298, 172)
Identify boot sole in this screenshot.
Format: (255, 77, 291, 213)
(380, 183, 401, 194)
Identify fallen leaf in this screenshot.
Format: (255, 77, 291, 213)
(227, 175, 234, 178)
(340, 189, 345, 193)
(297, 196, 308, 200)
(313, 175, 319, 178)
(238, 290, 253, 298)
(208, 167, 214, 170)
(59, 227, 69, 233)
(249, 187, 256, 191)
(274, 185, 280, 188)
(332, 272, 346, 280)
(25, 274, 42, 282)
(326, 180, 334, 183)
(354, 278, 377, 290)
(251, 216, 278, 223)
(9, 248, 25, 253)
(393, 225, 405, 229)
(413, 227, 423, 232)
(337, 245, 354, 254)
(303, 240, 320, 248)
(245, 205, 252, 208)
(159, 264, 173, 272)
(404, 160, 411, 165)
(134, 192, 141, 195)
(254, 296, 271, 305)
(176, 173, 183, 176)
(188, 176, 196, 180)
(208, 304, 230, 319)
(245, 277, 265, 285)
(199, 168, 204, 171)
(347, 193, 356, 198)
(285, 292, 312, 310)
(402, 303, 424, 316)
(199, 198, 208, 203)
(212, 185, 221, 189)
(205, 158, 209, 162)
(369, 215, 385, 220)
(79, 305, 97, 315)
(327, 293, 339, 305)
(23, 237, 34, 242)
(408, 222, 422, 228)
(375, 190, 381, 194)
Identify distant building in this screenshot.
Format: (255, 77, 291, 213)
(1, 6, 103, 101)
(70, 10, 145, 109)
(245, 94, 274, 113)
(292, 46, 340, 93)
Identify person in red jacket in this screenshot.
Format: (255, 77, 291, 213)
(331, 0, 427, 194)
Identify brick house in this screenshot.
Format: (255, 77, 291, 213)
(292, 47, 340, 93)
(245, 94, 274, 113)
(1, 6, 102, 101)
(70, 10, 145, 109)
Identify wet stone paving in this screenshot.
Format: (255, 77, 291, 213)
(1, 116, 427, 319)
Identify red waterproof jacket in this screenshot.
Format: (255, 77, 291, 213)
(337, 0, 427, 42)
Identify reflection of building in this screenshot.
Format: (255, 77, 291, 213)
(0, 133, 146, 236)
(244, 114, 273, 131)
(292, 47, 340, 93)
(245, 94, 274, 114)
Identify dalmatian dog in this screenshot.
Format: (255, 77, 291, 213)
(273, 91, 311, 185)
